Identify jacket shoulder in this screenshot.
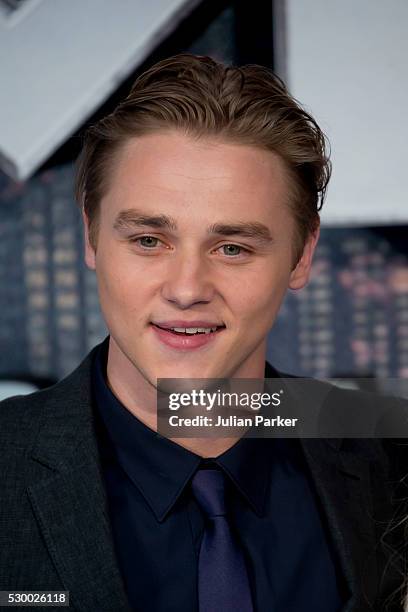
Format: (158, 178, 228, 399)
(0, 388, 51, 451)
(0, 341, 101, 451)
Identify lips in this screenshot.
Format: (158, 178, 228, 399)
(150, 322, 225, 350)
(155, 326, 214, 335)
(152, 320, 225, 330)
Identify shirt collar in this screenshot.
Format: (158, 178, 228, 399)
(92, 336, 282, 521)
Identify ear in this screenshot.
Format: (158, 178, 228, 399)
(289, 225, 320, 290)
(82, 208, 96, 270)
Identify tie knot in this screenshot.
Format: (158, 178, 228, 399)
(191, 469, 227, 518)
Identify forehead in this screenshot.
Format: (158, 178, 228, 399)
(101, 131, 292, 225)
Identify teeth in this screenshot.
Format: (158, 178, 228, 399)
(171, 326, 218, 334)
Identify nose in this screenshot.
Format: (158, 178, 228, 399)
(161, 250, 215, 309)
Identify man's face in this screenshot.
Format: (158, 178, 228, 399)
(84, 131, 318, 389)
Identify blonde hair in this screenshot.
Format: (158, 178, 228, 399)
(75, 53, 331, 264)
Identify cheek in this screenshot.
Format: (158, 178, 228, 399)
(233, 270, 290, 328)
(95, 251, 146, 314)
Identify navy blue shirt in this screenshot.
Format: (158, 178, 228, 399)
(91, 336, 345, 611)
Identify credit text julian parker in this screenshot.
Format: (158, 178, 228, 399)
(168, 415, 298, 427)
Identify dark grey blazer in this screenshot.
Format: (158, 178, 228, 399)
(0, 341, 405, 611)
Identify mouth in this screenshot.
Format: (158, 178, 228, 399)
(150, 323, 226, 350)
(151, 323, 226, 335)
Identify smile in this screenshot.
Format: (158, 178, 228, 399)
(150, 323, 225, 350)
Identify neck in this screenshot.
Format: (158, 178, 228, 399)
(105, 337, 266, 458)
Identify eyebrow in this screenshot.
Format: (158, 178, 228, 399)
(207, 222, 273, 243)
(113, 209, 273, 244)
(114, 210, 178, 232)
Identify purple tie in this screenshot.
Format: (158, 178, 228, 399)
(191, 469, 254, 612)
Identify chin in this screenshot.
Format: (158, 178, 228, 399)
(156, 362, 220, 382)
(158, 364, 212, 378)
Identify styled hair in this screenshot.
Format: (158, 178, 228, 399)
(75, 53, 331, 265)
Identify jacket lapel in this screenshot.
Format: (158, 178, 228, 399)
(300, 435, 380, 612)
(27, 345, 131, 612)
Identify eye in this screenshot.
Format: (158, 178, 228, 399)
(130, 235, 162, 249)
(218, 244, 250, 257)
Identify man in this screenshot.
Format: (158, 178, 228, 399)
(0, 54, 404, 611)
